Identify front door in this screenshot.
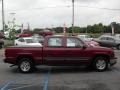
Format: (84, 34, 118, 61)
(64, 37, 90, 65)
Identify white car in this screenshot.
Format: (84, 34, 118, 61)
(14, 37, 42, 46)
(115, 34, 120, 39)
(77, 34, 93, 41)
(32, 35, 44, 43)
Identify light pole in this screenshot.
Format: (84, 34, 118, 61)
(9, 13, 16, 30)
(1, 0, 5, 33)
(72, 0, 74, 35)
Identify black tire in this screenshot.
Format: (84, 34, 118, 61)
(18, 58, 34, 73)
(116, 44, 120, 50)
(93, 57, 108, 72)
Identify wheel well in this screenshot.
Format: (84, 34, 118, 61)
(16, 55, 35, 65)
(92, 55, 110, 64)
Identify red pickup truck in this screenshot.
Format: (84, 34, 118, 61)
(4, 36, 117, 73)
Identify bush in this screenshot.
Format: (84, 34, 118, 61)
(4, 40, 14, 48)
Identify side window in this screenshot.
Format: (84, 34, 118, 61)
(67, 38, 83, 47)
(107, 37, 115, 42)
(18, 38, 25, 42)
(100, 37, 106, 40)
(48, 38, 63, 47)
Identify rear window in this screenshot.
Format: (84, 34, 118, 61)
(48, 38, 63, 47)
(25, 39, 34, 43)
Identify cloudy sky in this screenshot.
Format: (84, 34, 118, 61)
(0, 0, 120, 29)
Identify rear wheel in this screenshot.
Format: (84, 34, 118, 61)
(93, 57, 108, 72)
(18, 58, 34, 73)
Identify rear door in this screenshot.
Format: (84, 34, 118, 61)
(106, 37, 116, 47)
(99, 37, 109, 47)
(43, 37, 66, 65)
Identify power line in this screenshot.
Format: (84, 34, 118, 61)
(5, 5, 71, 12)
(1, 5, 120, 12)
(77, 5, 120, 11)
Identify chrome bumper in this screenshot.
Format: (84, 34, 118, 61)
(110, 57, 117, 66)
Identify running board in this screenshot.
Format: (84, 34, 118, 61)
(9, 65, 16, 67)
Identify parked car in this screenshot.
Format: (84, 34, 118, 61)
(85, 40, 99, 47)
(4, 36, 117, 73)
(32, 34, 44, 43)
(77, 35, 99, 47)
(18, 33, 33, 38)
(0, 32, 4, 48)
(0, 39, 4, 49)
(95, 35, 120, 49)
(14, 37, 42, 46)
(115, 34, 120, 39)
(77, 34, 93, 41)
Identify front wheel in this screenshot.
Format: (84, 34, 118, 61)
(93, 57, 108, 72)
(18, 58, 34, 73)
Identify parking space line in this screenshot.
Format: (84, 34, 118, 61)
(8, 83, 40, 90)
(43, 68, 51, 90)
(0, 74, 36, 90)
(0, 81, 14, 90)
(0, 68, 51, 90)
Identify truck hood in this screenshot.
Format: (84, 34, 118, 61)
(87, 45, 113, 52)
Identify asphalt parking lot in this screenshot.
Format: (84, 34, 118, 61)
(0, 49, 120, 90)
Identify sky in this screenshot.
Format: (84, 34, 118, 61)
(0, 0, 120, 29)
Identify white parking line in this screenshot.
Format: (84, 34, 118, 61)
(0, 81, 14, 90)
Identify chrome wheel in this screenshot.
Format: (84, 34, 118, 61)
(94, 57, 108, 71)
(96, 59, 106, 70)
(18, 58, 34, 73)
(20, 61, 30, 72)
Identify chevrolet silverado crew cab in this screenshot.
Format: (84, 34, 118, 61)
(4, 36, 117, 73)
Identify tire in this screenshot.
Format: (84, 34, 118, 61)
(18, 58, 34, 73)
(93, 57, 108, 72)
(116, 45, 120, 50)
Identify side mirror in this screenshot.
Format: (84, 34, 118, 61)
(82, 45, 87, 49)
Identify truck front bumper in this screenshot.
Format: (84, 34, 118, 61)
(110, 57, 117, 66)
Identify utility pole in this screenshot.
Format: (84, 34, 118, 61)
(27, 23, 30, 30)
(9, 13, 16, 30)
(21, 24, 23, 34)
(8, 13, 16, 39)
(111, 22, 115, 36)
(72, 0, 74, 35)
(1, 0, 5, 33)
